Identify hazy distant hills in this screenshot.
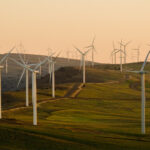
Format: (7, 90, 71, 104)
(0, 53, 94, 91)
(0, 53, 148, 92)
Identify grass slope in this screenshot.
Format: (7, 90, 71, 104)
(1, 65, 150, 149)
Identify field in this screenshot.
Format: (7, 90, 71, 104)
(1, 65, 150, 150)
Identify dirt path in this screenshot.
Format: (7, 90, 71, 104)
(3, 81, 118, 114)
(64, 83, 84, 98)
(3, 83, 85, 113)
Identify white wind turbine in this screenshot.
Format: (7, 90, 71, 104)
(48, 52, 60, 98)
(133, 46, 140, 63)
(74, 46, 91, 84)
(110, 41, 119, 64)
(0, 46, 15, 119)
(114, 48, 126, 72)
(16, 44, 31, 107)
(17, 52, 55, 107)
(17, 53, 38, 107)
(116, 40, 127, 72)
(47, 48, 54, 75)
(128, 51, 150, 134)
(85, 37, 96, 67)
(46, 50, 55, 93)
(10, 57, 48, 125)
(120, 41, 131, 64)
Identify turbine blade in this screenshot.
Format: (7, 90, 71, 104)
(17, 68, 26, 88)
(18, 52, 26, 65)
(28, 64, 37, 66)
(114, 49, 120, 54)
(10, 58, 33, 72)
(73, 45, 83, 54)
(126, 70, 140, 73)
(48, 52, 56, 61)
(141, 51, 150, 71)
(34, 57, 49, 70)
(0, 46, 15, 64)
(92, 36, 96, 45)
(85, 45, 92, 49)
(53, 51, 61, 62)
(84, 48, 91, 55)
(125, 40, 132, 46)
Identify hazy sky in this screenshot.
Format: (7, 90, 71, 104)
(0, 0, 150, 63)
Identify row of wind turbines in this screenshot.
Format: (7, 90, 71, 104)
(0, 39, 149, 135)
(0, 38, 96, 126)
(111, 40, 141, 72)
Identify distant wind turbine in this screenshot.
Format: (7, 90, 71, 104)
(133, 46, 140, 63)
(74, 46, 91, 84)
(115, 48, 126, 72)
(118, 40, 127, 72)
(110, 41, 118, 64)
(120, 41, 131, 64)
(49, 52, 61, 98)
(85, 36, 96, 67)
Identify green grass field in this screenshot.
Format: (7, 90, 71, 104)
(1, 65, 150, 150)
(2, 83, 73, 110)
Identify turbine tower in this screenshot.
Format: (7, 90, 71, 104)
(128, 51, 150, 134)
(74, 46, 91, 84)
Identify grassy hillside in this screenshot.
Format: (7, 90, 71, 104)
(1, 84, 150, 150)
(2, 83, 73, 110)
(1, 64, 150, 149)
(38, 66, 126, 86)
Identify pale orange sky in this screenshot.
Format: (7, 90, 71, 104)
(0, 0, 150, 63)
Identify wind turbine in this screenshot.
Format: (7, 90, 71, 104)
(46, 50, 55, 93)
(115, 48, 126, 72)
(16, 44, 31, 107)
(74, 46, 91, 84)
(17, 52, 55, 106)
(85, 36, 96, 67)
(10, 57, 48, 125)
(117, 40, 127, 72)
(17, 53, 36, 107)
(110, 41, 118, 64)
(111, 49, 119, 64)
(128, 51, 150, 134)
(133, 46, 140, 63)
(120, 41, 131, 64)
(48, 52, 61, 98)
(0, 46, 15, 119)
